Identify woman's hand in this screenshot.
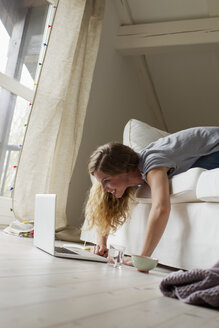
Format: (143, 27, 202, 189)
(92, 244, 108, 257)
(123, 256, 133, 266)
(92, 234, 108, 257)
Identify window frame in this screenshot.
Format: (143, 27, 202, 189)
(0, 0, 57, 224)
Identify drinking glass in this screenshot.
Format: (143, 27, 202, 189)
(107, 244, 126, 268)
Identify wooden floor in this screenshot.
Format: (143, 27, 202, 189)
(0, 229, 218, 328)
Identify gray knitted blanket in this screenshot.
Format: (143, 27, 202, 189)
(159, 261, 219, 308)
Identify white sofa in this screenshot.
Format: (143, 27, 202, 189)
(81, 119, 219, 270)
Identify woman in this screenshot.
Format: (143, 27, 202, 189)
(85, 126, 219, 265)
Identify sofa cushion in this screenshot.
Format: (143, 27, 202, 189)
(135, 167, 206, 204)
(196, 168, 219, 202)
(123, 119, 169, 152)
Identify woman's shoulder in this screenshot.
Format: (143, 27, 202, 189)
(138, 126, 219, 153)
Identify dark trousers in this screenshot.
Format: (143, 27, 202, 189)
(191, 151, 219, 170)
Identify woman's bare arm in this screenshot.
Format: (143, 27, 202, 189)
(140, 167, 171, 257)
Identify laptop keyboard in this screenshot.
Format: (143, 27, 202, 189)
(55, 246, 77, 255)
(55, 246, 107, 262)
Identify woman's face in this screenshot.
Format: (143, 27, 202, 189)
(94, 170, 129, 198)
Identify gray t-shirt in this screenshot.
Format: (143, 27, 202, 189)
(138, 126, 219, 179)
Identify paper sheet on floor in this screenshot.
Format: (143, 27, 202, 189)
(3, 220, 34, 237)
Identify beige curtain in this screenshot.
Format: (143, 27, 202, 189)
(12, 0, 105, 238)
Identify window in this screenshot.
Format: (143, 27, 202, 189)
(0, 0, 56, 198)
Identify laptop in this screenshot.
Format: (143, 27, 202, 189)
(34, 194, 107, 263)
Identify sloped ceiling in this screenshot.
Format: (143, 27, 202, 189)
(116, 0, 219, 132)
(127, 0, 219, 23)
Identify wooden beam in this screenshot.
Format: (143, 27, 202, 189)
(116, 17, 219, 55)
(0, 72, 34, 102)
(114, 0, 133, 25)
(113, 0, 168, 131)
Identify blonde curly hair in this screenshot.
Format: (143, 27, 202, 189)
(84, 142, 139, 236)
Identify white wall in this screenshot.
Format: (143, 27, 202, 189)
(66, 0, 157, 228)
(146, 46, 219, 132)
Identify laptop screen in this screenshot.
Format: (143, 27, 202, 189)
(34, 194, 57, 255)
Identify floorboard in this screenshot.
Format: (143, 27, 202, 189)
(0, 230, 218, 328)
